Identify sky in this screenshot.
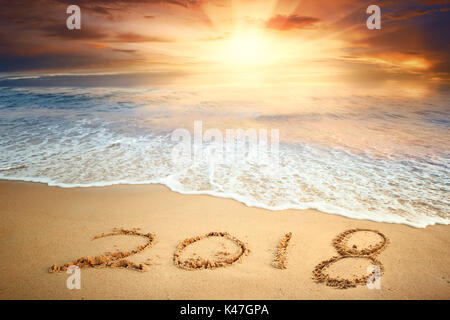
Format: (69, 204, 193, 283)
(0, 0, 449, 86)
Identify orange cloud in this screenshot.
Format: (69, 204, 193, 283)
(266, 14, 321, 30)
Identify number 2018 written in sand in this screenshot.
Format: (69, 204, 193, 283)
(49, 228, 389, 289)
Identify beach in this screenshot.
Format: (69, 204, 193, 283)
(1, 0, 449, 305)
(0, 180, 448, 300)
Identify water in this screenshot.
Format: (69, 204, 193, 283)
(0, 85, 448, 228)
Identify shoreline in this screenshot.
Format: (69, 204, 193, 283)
(0, 177, 444, 229)
(0, 180, 449, 299)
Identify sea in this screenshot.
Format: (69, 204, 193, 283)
(0, 84, 448, 228)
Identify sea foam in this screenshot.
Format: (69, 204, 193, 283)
(0, 86, 448, 228)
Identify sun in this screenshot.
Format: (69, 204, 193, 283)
(212, 29, 284, 69)
(225, 33, 270, 66)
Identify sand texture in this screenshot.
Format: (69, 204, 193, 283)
(0, 180, 449, 299)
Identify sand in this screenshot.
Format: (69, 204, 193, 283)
(0, 180, 449, 299)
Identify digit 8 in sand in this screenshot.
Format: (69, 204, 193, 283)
(313, 228, 389, 289)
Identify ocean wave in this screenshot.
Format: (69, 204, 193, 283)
(0, 165, 27, 172)
(0, 86, 448, 228)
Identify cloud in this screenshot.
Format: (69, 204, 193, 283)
(416, 0, 449, 4)
(385, 7, 448, 21)
(111, 48, 138, 53)
(114, 32, 174, 42)
(343, 11, 450, 75)
(266, 14, 321, 30)
(40, 24, 109, 40)
(53, 0, 206, 15)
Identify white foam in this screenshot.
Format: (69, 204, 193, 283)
(0, 87, 448, 228)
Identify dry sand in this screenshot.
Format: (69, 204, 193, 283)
(0, 180, 449, 299)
